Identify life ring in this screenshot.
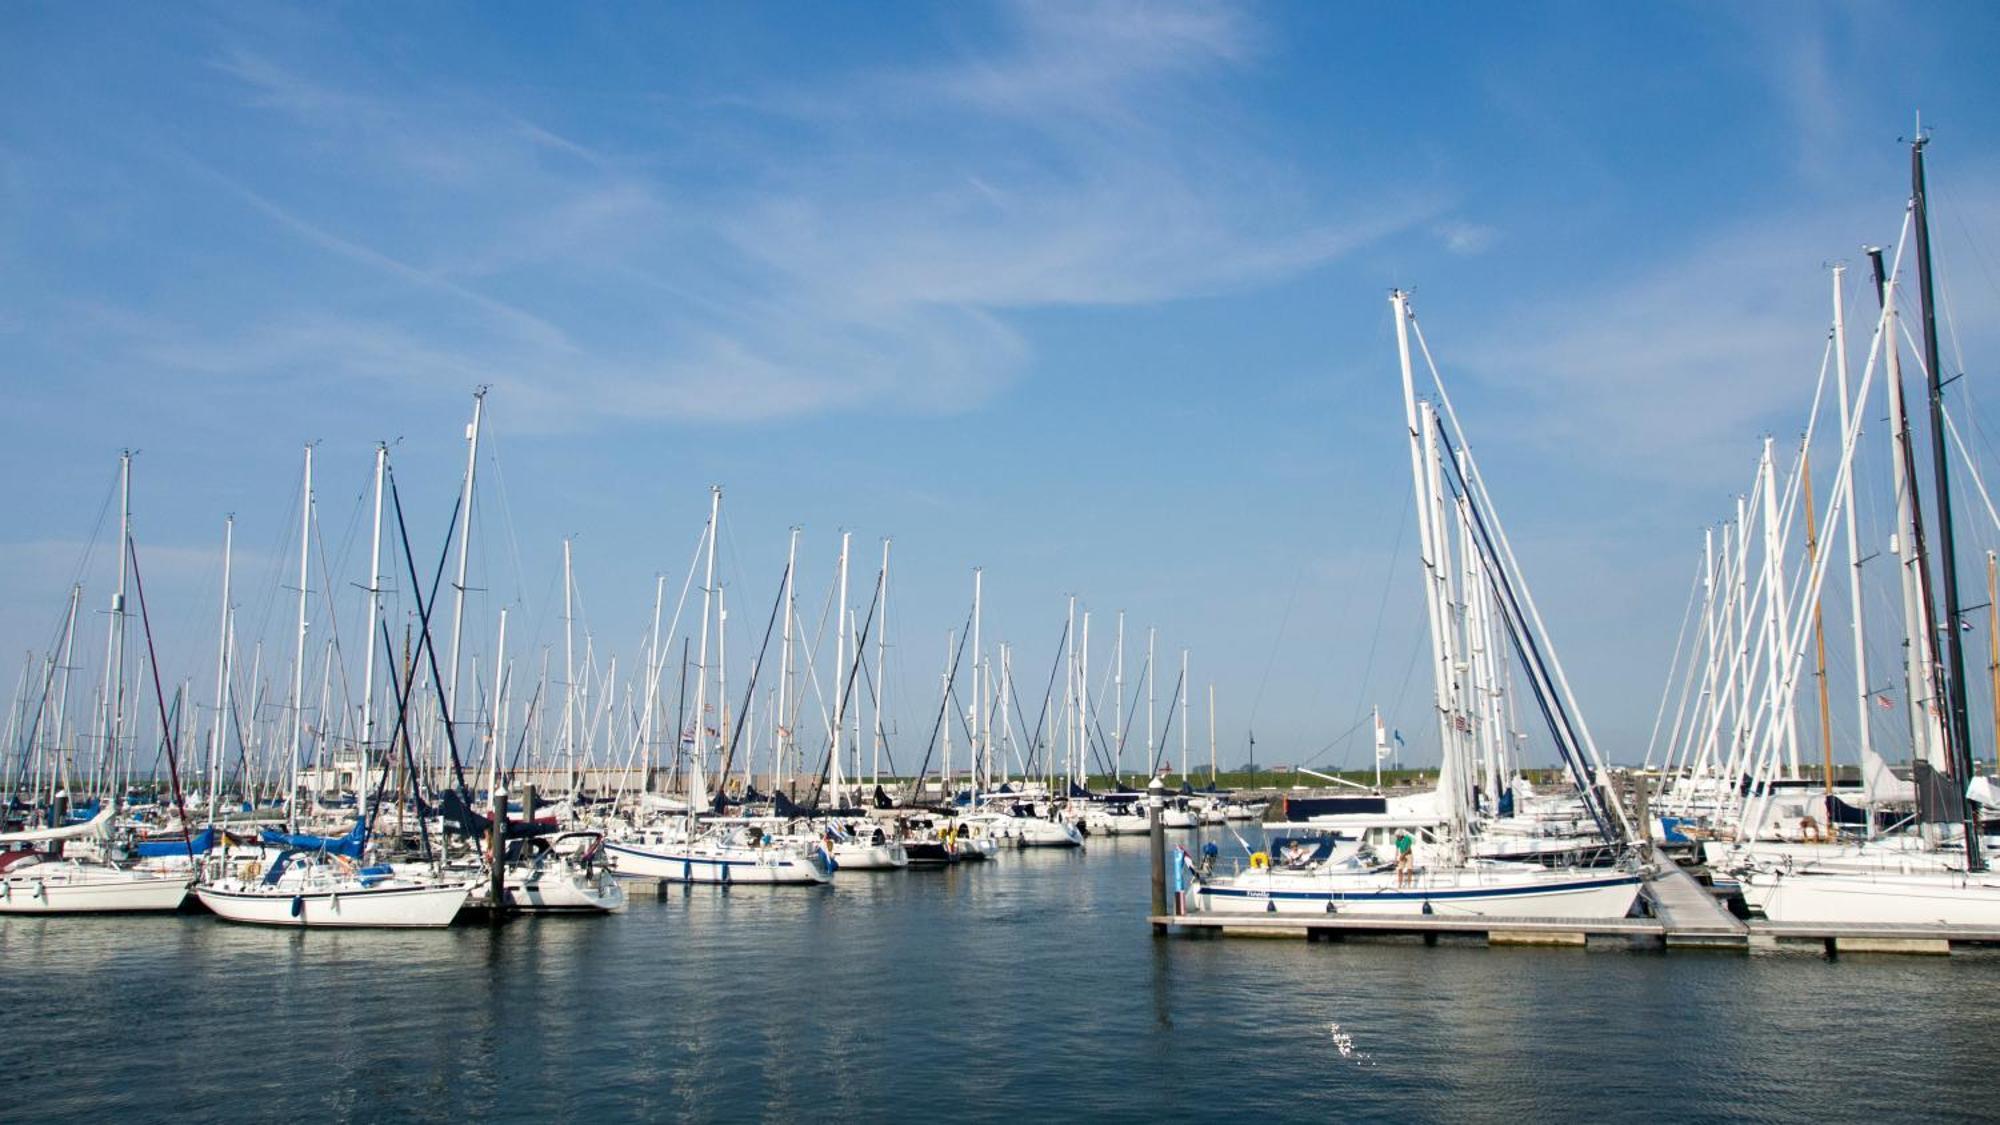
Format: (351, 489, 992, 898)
(242, 861, 262, 882)
(1249, 851, 1270, 870)
(333, 855, 358, 876)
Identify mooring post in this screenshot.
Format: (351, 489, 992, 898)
(488, 784, 507, 920)
(1149, 775, 1168, 932)
(1630, 770, 1652, 848)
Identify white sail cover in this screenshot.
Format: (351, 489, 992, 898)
(1966, 775, 2000, 808)
(0, 804, 114, 844)
(1860, 744, 1917, 805)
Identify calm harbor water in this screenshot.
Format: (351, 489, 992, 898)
(3, 828, 1996, 1123)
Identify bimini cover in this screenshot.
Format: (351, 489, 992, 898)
(260, 817, 367, 859)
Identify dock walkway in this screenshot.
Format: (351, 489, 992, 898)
(1149, 851, 2000, 956)
(1642, 845, 1746, 947)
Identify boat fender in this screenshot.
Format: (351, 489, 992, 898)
(33, 879, 45, 901)
(290, 895, 305, 918)
(1248, 851, 1270, 870)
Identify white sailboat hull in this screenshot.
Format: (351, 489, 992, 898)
(195, 881, 474, 927)
(1193, 865, 1642, 918)
(1749, 869, 2000, 926)
(0, 863, 192, 914)
(1016, 818, 1084, 847)
(1097, 815, 1152, 836)
(503, 869, 627, 913)
(603, 842, 834, 884)
(830, 841, 909, 870)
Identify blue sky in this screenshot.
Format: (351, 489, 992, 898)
(4, 1, 2000, 775)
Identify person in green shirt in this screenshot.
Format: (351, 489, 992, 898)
(1394, 829, 1415, 888)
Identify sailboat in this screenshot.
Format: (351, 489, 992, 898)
(603, 490, 835, 886)
(1187, 290, 1644, 920)
(196, 846, 477, 928)
(1, 455, 196, 915)
(1728, 134, 2000, 923)
(0, 806, 193, 913)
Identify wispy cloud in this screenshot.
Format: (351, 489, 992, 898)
(53, 1, 1433, 432)
(1434, 219, 1498, 256)
(1450, 172, 2000, 487)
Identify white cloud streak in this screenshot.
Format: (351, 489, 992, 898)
(59, 1, 1433, 433)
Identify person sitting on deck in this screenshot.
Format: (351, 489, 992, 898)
(1394, 829, 1416, 888)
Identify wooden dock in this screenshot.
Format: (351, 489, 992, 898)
(1148, 912, 2000, 955)
(1150, 850, 2000, 955)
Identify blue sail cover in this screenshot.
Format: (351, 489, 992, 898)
(134, 826, 216, 857)
(259, 817, 367, 859)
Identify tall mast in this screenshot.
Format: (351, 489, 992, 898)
(96, 451, 132, 801)
(49, 586, 81, 810)
(1831, 264, 1877, 788)
(1078, 610, 1089, 789)
(831, 531, 850, 806)
(288, 445, 312, 832)
(940, 631, 953, 797)
(1179, 648, 1190, 780)
(1393, 291, 1469, 856)
(1373, 705, 1385, 791)
(1758, 439, 1802, 779)
(1910, 134, 1983, 869)
(779, 527, 798, 794)
(689, 488, 720, 826)
(642, 574, 665, 795)
(1000, 644, 1014, 785)
(717, 587, 730, 796)
(1145, 624, 1156, 774)
(1868, 248, 1952, 780)
(1208, 682, 1217, 786)
(491, 607, 508, 822)
(207, 514, 233, 826)
(970, 567, 982, 794)
(562, 537, 576, 802)
(1989, 552, 1999, 776)
(1801, 446, 1835, 797)
(1065, 597, 1077, 787)
(359, 443, 387, 763)
(874, 539, 890, 788)
(1114, 612, 1125, 786)
(445, 389, 486, 746)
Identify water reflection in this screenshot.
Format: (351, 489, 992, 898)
(3, 832, 1997, 1122)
